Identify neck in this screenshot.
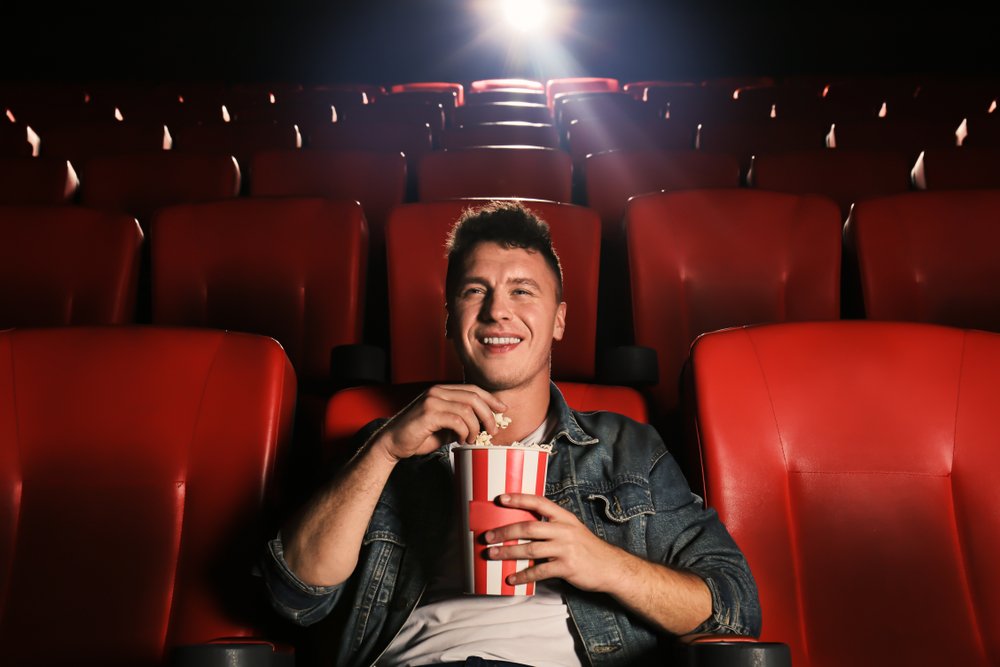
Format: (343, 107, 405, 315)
(477, 374, 552, 445)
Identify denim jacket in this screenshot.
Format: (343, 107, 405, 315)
(262, 383, 760, 667)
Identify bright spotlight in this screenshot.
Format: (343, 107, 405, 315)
(502, 0, 550, 33)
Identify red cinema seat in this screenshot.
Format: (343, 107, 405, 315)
(0, 326, 296, 666)
(80, 152, 241, 230)
(171, 121, 301, 172)
(464, 89, 548, 105)
(696, 119, 831, 174)
(847, 190, 1000, 331)
(385, 199, 600, 383)
(749, 149, 912, 218)
(0, 122, 40, 157)
(470, 79, 544, 93)
(689, 320, 1000, 667)
(323, 381, 648, 465)
(962, 113, 1000, 148)
(566, 117, 696, 169)
(151, 198, 367, 387)
(0, 205, 143, 327)
(38, 122, 171, 165)
(439, 122, 560, 150)
(418, 147, 572, 202)
(389, 82, 464, 107)
(306, 121, 434, 192)
(546, 77, 619, 108)
(627, 190, 842, 420)
(0, 157, 79, 205)
(584, 149, 742, 238)
(454, 102, 552, 125)
(911, 147, 1000, 190)
(827, 118, 959, 160)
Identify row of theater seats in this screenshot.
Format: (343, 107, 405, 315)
(4, 189, 999, 457)
(4, 320, 997, 666)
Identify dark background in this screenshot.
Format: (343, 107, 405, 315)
(3, 0, 996, 84)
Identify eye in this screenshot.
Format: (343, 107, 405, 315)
(462, 286, 486, 297)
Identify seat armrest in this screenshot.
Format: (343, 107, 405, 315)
(673, 635, 791, 667)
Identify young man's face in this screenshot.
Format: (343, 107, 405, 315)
(448, 242, 566, 393)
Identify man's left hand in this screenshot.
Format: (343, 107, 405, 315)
(484, 493, 626, 593)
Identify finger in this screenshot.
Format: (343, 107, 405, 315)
(424, 393, 482, 443)
(487, 540, 554, 562)
(507, 560, 559, 586)
(430, 386, 506, 435)
(485, 520, 557, 544)
(497, 493, 574, 521)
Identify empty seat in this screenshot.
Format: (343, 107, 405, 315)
(350, 95, 452, 130)
(627, 190, 842, 423)
(828, 118, 959, 159)
(38, 122, 171, 165)
(0, 326, 295, 665)
(641, 85, 739, 125)
(418, 147, 572, 202)
(546, 77, 619, 107)
(0, 122, 40, 157)
(696, 119, 831, 173)
(80, 152, 241, 229)
(389, 82, 464, 106)
(454, 102, 552, 126)
(470, 79, 544, 92)
(0, 157, 79, 205)
(464, 89, 548, 105)
(961, 113, 1000, 147)
(171, 121, 301, 172)
(689, 320, 1000, 667)
(554, 92, 660, 136)
(151, 198, 367, 386)
(567, 116, 695, 163)
(439, 122, 560, 150)
(307, 121, 434, 186)
(385, 199, 600, 383)
(911, 147, 1000, 189)
(584, 149, 742, 237)
(847, 190, 1000, 331)
(749, 149, 912, 218)
(0, 205, 143, 327)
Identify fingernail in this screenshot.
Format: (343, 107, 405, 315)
(484, 531, 494, 543)
(499, 494, 510, 504)
(489, 546, 499, 558)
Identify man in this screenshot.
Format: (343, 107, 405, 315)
(262, 201, 760, 666)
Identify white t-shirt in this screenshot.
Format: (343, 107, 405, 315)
(378, 417, 584, 667)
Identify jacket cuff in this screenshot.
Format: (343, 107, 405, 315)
(261, 534, 342, 626)
(691, 574, 760, 637)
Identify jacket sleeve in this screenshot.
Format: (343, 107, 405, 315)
(644, 428, 762, 637)
(259, 533, 344, 626)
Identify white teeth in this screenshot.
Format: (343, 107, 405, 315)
(482, 336, 522, 345)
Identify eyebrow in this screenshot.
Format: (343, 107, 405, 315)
(459, 276, 544, 291)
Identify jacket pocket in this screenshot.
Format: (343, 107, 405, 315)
(587, 479, 655, 523)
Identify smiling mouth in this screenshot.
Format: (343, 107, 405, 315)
(481, 336, 523, 345)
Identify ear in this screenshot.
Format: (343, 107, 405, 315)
(552, 301, 567, 342)
(444, 304, 453, 339)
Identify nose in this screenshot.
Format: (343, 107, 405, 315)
(480, 291, 512, 322)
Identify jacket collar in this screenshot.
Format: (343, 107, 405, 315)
(549, 381, 599, 446)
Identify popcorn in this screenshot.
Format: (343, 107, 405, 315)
(467, 413, 553, 452)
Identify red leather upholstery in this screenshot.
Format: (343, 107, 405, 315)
(470, 79, 544, 92)
(627, 189, 841, 416)
(566, 117, 696, 166)
(171, 121, 301, 169)
(389, 82, 464, 107)
(749, 149, 912, 218)
(385, 199, 600, 383)
(38, 122, 171, 164)
(584, 149, 742, 237)
(0, 205, 143, 327)
(696, 120, 831, 173)
(324, 381, 648, 460)
(690, 321, 1000, 667)
(0, 157, 78, 205)
(545, 77, 619, 107)
(848, 190, 1000, 331)
(454, 103, 552, 126)
(418, 147, 572, 203)
(0, 326, 296, 665)
(439, 123, 561, 150)
(249, 149, 406, 245)
(306, 121, 433, 184)
(828, 118, 959, 158)
(151, 198, 367, 385)
(911, 147, 1000, 190)
(80, 152, 240, 228)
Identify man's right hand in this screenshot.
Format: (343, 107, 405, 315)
(372, 384, 508, 462)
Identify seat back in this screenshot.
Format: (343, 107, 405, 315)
(418, 147, 572, 202)
(690, 321, 1000, 667)
(151, 198, 367, 385)
(749, 149, 912, 218)
(848, 190, 1000, 331)
(0, 205, 143, 327)
(0, 327, 296, 665)
(80, 152, 241, 229)
(0, 157, 78, 205)
(439, 123, 561, 150)
(911, 147, 1000, 190)
(385, 199, 600, 383)
(627, 189, 841, 416)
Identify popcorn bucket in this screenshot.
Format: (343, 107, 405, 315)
(452, 443, 550, 595)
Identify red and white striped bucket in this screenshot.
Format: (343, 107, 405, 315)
(453, 444, 549, 596)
